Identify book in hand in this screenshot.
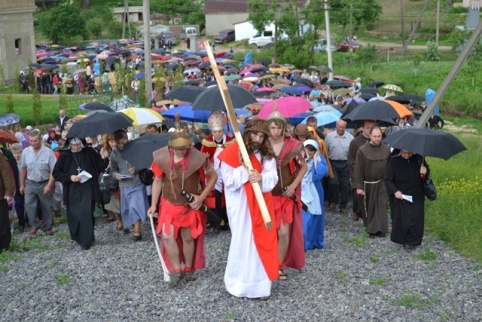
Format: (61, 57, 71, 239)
(402, 194, 413, 203)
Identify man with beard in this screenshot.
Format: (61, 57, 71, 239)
(347, 120, 374, 222)
(148, 130, 217, 285)
(200, 111, 235, 230)
(218, 119, 279, 299)
(267, 111, 307, 280)
(353, 126, 391, 238)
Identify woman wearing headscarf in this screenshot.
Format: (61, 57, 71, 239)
(384, 150, 429, 252)
(53, 138, 108, 250)
(301, 139, 328, 250)
(109, 130, 149, 240)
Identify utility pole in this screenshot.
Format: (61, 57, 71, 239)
(435, 0, 440, 47)
(143, 0, 152, 107)
(324, 0, 333, 79)
(400, 0, 405, 49)
(402, 0, 431, 54)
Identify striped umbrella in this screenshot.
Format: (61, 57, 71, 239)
(118, 108, 164, 125)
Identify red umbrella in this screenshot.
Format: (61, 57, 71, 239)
(151, 53, 162, 60)
(215, 52, 227, 58)
(202, 56, 210, 62)
(160, 56, 171, 61)
(0, 130, 19, 144)
(238, 81, 253, 91)
(256, 87, 276, 93)
(333, 75, 354, 84)
(258, 97, 312, 119)
(239, 68, 252, 76)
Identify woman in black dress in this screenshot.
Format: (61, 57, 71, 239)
(384, 150, 429, 251)
(53, 138, 108, 250)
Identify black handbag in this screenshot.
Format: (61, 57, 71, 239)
(139, 168, 154, 186)
(423, 177, 437, 201)
(100, 171, 119, 191)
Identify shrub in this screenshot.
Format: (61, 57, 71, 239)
(426, 40, 440, 61)
(108, 21, 123, 39)
(87, 18, 103, 39)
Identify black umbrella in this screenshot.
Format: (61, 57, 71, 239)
(383, 128, 467, 160)
(295, 78, 314, 87)
(29, 63, 42, 68)
(204, 80, 217, 87)
(385, 95, 411, 105)
(152, 48, 166, 54)
(119, 49, 131, 56)
(192, 85, 257, 111)
(223, 54, 234, 59)
(258, 59, 271, 66)
(83, 102, 114, 112)
(316, 65, 332, 73)
(369, 81, 385, 88)
(166, 86, 205, 102)
(403, 94, 424, 102)
(360, 93, 376, 101)
(122, 133, 171, 169)
(199, 61, 211, 69)
(106, 56, 118, 65)
(42, 64, 59, 71)
(185, 80, 200, 86)
(67, 112, 133, 138)
(250, 66, 268, 73)
(326, 80, 352, 89)
(359, 87, 379, 95)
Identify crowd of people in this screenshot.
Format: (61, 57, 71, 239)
(1, 82, 434, 301)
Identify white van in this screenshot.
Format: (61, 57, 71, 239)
(248, 30, 274, 48)
(181, 27, 197, 39)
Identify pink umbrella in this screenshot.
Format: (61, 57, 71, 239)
(333, 75, 354, 84)
(96, 53, 108, 60)
(256, 87, 276, 93)
(258, 97, 312, 119)
(239, 68, 252, 76)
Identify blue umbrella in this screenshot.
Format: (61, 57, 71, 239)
(133, 72, 145, 79)
(234, 108, 251, 116)
(162, 104, 212, 122)
(301, 110, 342, 126)
(288, 112, 312, 125)
(281, 86, 303, 96)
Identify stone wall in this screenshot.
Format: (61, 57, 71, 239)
(0, 0, 36, 84)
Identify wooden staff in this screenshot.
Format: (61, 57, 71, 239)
(203, 41, 272, 230)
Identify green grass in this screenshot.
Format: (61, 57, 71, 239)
(0, 251, 22, 263)
(0, 94, 60, 126)
(393, 292, 439, 309)
(369, 276, 388, 287)
(0, 265, 11, 273)
(417, 247, 438, 261)
(344, 228, 369, 247)
(334, 271, 347, 284)
(55, 232, 71, 240)
(57, 273, 69, 286)
(369, 253, 379, 263)
(423, 126, 482, 261)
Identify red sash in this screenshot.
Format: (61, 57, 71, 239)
(218, 142, 279, 280)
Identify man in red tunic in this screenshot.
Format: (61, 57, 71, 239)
(200, 111, 235, 230)
(148, 130, 217, 286)
(267, 111, 307, 280)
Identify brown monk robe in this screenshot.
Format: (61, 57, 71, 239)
(352, 127, 391, 237)
(347, 121, 374, 221)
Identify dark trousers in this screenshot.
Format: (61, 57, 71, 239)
(207, 190, 228, 228)
(0, 199, 11, 252)
(328, 160, 350, 209)
(14, 193, 27, 227)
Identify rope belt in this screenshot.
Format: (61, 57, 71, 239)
(363, 179, 382, 217)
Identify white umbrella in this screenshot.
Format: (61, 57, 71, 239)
(118, 107, 165, 125)
(382, 84, 403, 92)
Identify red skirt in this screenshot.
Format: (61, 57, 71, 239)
(156, 197, 204, 239)
(272, 196, 295, 230)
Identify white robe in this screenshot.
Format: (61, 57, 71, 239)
(221, 152, 278, 298)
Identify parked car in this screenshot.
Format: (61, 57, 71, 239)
(160, 31, 177, 46)
(180, 26, 197, 40)
(337, 42, 361, 52)
(214, 29, 235, 44)
(312, 38, 337, 53)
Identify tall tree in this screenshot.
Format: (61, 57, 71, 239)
(39, 1, 86, 44)
(248, 0, 275, 35)
(329, 0, 382, 32)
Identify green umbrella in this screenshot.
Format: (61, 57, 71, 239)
(225, 74, 241, 81)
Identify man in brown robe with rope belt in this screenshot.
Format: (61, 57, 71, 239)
(352, 126, 391, 238)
